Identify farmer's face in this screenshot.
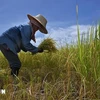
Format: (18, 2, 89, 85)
(31, 23, 39, 42)
(31, 23, 39, 32)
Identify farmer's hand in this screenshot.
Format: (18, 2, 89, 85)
(11, 67, 19, 77)
(31, 48, 44, 55)
(38, 48, 44, 53)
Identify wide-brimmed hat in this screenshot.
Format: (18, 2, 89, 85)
(27, 14, 48, 34)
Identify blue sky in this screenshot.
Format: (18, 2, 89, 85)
(0, 0, 100, 46)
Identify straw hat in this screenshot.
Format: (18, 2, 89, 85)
(27, 14, 48, 34)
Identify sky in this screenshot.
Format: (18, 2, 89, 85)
(0, 0, 100, 46)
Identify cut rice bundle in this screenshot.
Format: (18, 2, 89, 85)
(38, 38, 57, 52)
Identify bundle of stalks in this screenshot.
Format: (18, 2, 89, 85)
(38, 38, 57, 52)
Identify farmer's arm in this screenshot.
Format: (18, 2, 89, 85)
(19, 25, 38, 54)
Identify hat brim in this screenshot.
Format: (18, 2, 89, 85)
(27, 14, 48, 34)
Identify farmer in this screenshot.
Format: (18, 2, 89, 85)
(0, 14, 48, 77)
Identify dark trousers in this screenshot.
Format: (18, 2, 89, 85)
(0, 44, 21, 75)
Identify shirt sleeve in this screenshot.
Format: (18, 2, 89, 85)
(19, 25, 38, 53)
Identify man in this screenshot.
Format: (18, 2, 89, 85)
(0, 14, 48, 77)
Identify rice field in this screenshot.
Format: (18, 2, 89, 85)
(0, 24, 100, 100)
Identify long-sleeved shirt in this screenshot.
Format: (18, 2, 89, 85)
(0, 24, 38, 54)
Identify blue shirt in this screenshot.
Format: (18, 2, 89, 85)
(0, 24, 38, 54)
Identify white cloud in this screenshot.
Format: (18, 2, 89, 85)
(34, 25, 91, 47)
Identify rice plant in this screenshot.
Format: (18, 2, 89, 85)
(38, 38, 57, 52)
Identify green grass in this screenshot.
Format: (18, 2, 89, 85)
(0, 24, 100, 100)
